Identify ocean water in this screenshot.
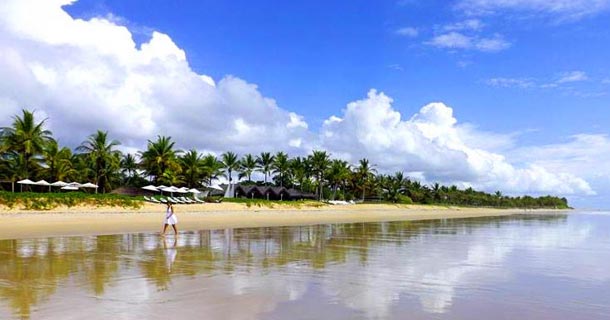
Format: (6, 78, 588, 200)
(1, 212, 609, 319)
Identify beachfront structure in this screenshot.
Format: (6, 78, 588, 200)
(234, 184, 315, 201)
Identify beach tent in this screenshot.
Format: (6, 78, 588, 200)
(17, 179, 35, 192)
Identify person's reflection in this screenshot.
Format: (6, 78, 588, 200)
(163, 237, 178, 273)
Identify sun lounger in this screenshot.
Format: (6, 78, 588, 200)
(179, 197, 194, 204)
(193, 197, 205, 203)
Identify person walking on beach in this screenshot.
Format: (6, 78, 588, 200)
(161, 201, 178, 236)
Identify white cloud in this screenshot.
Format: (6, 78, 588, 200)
(557, 70, 588, 83)
(320, 89, 593, 195)
(0, 0, 600, 199)
(0, 0, 311, 154)
(427, 32, 472, 49)
(443, 19, 484, 31)
(486, 77, 535, 88)
(426, 32, 510, 52)
(456, 0, 610, 21)
(395, 27, 419, 37)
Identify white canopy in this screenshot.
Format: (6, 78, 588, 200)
(51, 181, 68, 187)
(142, 185, 159, 192)
(156, 185, 168, 189)
(17, 179, 35, 184)
(35, 180, 50, 186)
(177, 187, 189, 194)
(188, 188, 201, 194)
(208, 184, 224, 191)
(161, 186, 179, 193)
(61, 186, 79, 191)
(81, 183, 98, 188)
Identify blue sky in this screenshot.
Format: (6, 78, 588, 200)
(65, 0, 610, 137)
(1, 0, 609, 207)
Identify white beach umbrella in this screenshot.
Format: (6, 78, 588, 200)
(177, 187, 189, 194)
(142, 185, 159, 192)
(81, 182, 99, 194)
(61, 186, 79, 191)
(208, 184, 224, 191)
(17, 179, 35, 192)
(51, 181, 68, 187)
(35, 180, 52, 192)
(188, 188, 201, 194)
(156, 185, 168, 189)
(161, 186, 179, 196)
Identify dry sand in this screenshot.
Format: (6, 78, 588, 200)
(0, 202, 548, 240)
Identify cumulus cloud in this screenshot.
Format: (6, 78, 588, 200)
(395, 27, 419, 37)
(0, 0, 599, 198)
(320, 89, 593, 195)
(456, 0, 610, 21)
(426, 32, 510, 52)
(0, 0, 310, 154)
(486, 77, 535, 88)
(443, 19, 484, 31)
(557, 70, 588, 83)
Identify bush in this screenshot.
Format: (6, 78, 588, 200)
(0, 191, 143, 211)
(397, 194, 413, 204)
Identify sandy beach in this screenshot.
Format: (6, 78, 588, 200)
(0, 202, 552, 240)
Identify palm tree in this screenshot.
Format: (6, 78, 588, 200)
(76, 130, 121, 192)
(120, 153, 138, 185)
(239, 154, 258, 182)
(221, 152, 239, 184)
(42, 140, 75, 181)
(139, 136, 181, 184)
(179, 149, 203, 188)
(309, 150, 330, 200)
(289, 157, 308, 192)
(355, 158, 376, 201)
(326, 159, 351, 200)
(201, 154, 223, 186)
(257, 152, 275, 185)
(1, 110, 53, 178)
(272, 152, 290, 187)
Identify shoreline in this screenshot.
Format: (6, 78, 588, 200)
(0, 203, 566, 240)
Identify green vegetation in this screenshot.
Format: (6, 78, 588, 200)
(0, 191, 142, 210)
(0, 109, 569, 210)
(223, 197, 325, 209)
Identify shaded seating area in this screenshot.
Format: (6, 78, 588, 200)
(234, 184, 315, 201)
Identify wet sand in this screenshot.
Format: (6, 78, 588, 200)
(0, 203, 543, 240)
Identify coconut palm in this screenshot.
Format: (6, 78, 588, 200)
(326, 159, 351, 200)
(221, 152, 239, 184)
(309, 150, 330, 200)
(120, 153, 138, 185)
(354, 158, 376, 201)
(77, 130, 121, 192)
(257, 152, 275, 185)
(139, 136, 181, 184)
(201, 154, 223, 186)
(179, 149, 204, 188)
(239, 154, 257, 182)
(289, 157, 308, 192)
(42, 140, 75, 181)
(1, 110, 53, 178)
(272, 152, 290, 187)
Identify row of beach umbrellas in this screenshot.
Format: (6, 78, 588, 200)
(141, 184, 223, 196)
(16, 179, 98, 192)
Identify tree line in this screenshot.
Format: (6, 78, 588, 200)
(0, 110, 569, 208)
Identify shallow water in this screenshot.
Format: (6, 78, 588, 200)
(1, 212, 609, 319)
